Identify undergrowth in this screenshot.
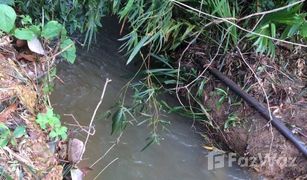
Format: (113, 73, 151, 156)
(5, 0, 307, 147)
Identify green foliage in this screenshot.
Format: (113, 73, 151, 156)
(215, 88, 228, 110)
(251, 4, 307, 56)
(0, 4, 76, 63)
(224, 113, 239, 129)
(42, 67, 56, 94)
(13, 0, 108, 45)
(111, 106, 128, 135)
(14, 28, 36, 40)
(9, 0, 307, 149)
(208, 0, 238, 48)
(116, 0, 200, 64)
(60, 39, 76, 64)
(0, 4, 16, 33)
(36, 108, 67, 140)
(41, 21, 63, 40)
(0, 123, 26, 147)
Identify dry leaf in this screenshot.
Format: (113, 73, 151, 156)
(27, 37, 45, 55)
(0, 53, 5, 61)
(17, 53, 36, 62)
(14, 85, 36, 113)
(0, 103, 17, 122)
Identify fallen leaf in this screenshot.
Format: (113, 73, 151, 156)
(43, 165, 63, 180)
(202, 145, 214, 151)
(0, 103, 17, 122)
(27, 37, 45, 55)
(14, 85, 36, 113)
(0, 53, 5, 61)
(17, 53, 36, 62)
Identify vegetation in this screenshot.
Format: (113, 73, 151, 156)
(5, 0, 306, 145)
(0, 3, 73, 144)
(0, 3, 76, 179)
(0, 123, 26, 147)
(1, 0, 306, 178)
(36, 108, 68, 140)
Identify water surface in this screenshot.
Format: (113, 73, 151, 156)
(51, 17, 253, 180)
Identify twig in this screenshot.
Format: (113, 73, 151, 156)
(64, 114, 95, 135)
(237, 0, 305, 21)
(175, 30, 202, 108)
(171, 0, 307, 48)
(51, 43, 74, 59)
(78, 78, 112, 163)
(90, 143, 116, 168)
(93, 158, 119, 180)
(236, 47, 275, 155)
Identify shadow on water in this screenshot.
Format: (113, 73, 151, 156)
(51, 17, 255, 180)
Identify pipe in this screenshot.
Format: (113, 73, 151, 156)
(208, 66, 307, 157)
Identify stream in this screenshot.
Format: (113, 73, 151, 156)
(51, 17, 254, 180)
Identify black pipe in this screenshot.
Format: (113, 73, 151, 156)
(208, 67, 307, 157)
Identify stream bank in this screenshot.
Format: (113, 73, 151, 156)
(0, 36, 66, 179)
(174, 43, 307, 179)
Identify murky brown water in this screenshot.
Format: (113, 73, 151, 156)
(51, 17, 254, 180)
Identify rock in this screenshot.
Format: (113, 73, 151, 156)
(68, 138, 84, 164)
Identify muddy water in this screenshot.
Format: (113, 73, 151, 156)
(51, 17, 253, 180)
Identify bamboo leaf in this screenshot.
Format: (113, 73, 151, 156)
(126, 36, 149, 65)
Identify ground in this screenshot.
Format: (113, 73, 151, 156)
(0, 36, 66, 179)
(176, 43, 307, 179)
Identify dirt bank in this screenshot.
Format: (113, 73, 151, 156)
(0, 36, 68, 179)
(176, 44, 307, 179)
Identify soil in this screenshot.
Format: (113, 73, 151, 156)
(176, 43, 307, 179)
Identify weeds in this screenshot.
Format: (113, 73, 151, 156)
(0, 123, 26, 147)
(6, 0, 307, 149)
(0, 4, 76, 63)
(36, 108, 68, 140)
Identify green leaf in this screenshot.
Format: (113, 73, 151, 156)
(111, 108, 126, 135)
(20, 15, 32, 26)
(0, 138, 8, 147)
(13, 126, 26, 138)
(126, 36, 149, 65)
(41, 21, 63, 39)
(49, 130, 57, 139)
(119, 0, 134, 20)
(60, 38, 76, 64)
(299, 22, 307, 37)
(14, 28, 36, 40)
(270, 23, 276, 38)
(0, 0, 14, 5)
(59, 126, 68, 140)
(0, 4, 16, 33)
(29, 25, 41, 36)
(36, 113, 47, 129)
(10, 137, 17, 146)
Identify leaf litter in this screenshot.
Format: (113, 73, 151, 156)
(0, 35, 69, 179)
